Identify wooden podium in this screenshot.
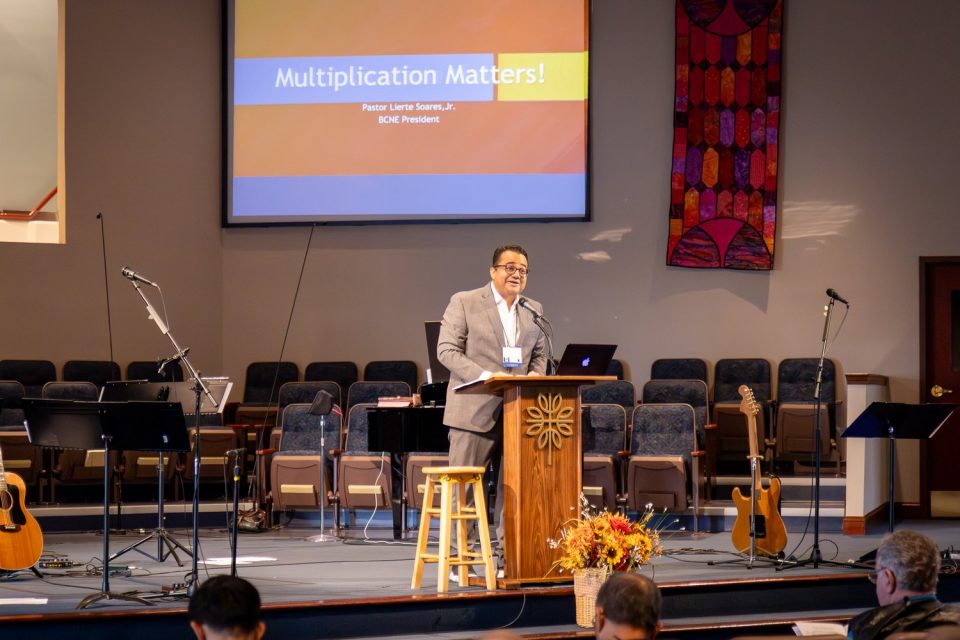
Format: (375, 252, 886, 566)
(470, 374, 615, 588)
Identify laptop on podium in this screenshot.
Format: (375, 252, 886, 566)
(555, 344, 617, 376)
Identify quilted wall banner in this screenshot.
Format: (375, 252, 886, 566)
(668, 0, 783, 270)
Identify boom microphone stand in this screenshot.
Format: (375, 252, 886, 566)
(122, 267, 216, 595)
(778, 291, 850, 571)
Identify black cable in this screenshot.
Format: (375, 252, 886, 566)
(96, 212, 115, 363)
(249, 225, 317, 507)
(265, 224, 317, 409)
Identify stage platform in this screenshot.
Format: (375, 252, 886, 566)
(0, 506, 958, 639)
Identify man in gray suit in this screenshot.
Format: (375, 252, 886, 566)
(437, 245, 548, 546)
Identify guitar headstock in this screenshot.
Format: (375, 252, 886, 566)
(738, 384, 760, 417)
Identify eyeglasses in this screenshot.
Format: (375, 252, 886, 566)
(867, 568, 886, 584)
(493, 264, 529, 277)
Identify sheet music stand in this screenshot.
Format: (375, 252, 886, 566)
(843, 402, 956, 534)
(100, 381, 175, 530)
(105, 400, 191, 566)
(23, 398, 188, 609)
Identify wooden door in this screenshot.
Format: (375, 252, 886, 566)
(920, 258, 960, 517)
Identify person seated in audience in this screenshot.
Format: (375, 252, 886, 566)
(595, 571, 662, 640)
(189, 575, 266, 640)
(886, 627, 960, 640)
(848, 530, 960, 640)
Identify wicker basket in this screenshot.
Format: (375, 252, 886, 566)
(573, 567, 609, 627)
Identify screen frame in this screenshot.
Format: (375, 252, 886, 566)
(221, 0, 593, 228)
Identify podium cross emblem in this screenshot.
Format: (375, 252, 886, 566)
(524, 393, 575, 465)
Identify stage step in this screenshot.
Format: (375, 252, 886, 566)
(700, 475, 845, 533)
(711, 474, 846, 503)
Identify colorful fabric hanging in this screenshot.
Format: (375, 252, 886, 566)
(668, 0, 783, 270)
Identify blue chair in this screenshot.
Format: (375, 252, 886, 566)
(710, 358, 773, 476)
(364, 360, 418, 390)
(580, 380, 636, 413)
(772, 358, 842, 473)
(650, 358, 708, 384)
(581, 404, 627, 511)
(345, 381, 411, 412)
(0, 359, 56, 398)
(334, 403, 392, 529)
(305, 361, 358, 392)
(63, 360, 121, 389)
(269, 404, 342, 516)
(627, 404, 702, 527)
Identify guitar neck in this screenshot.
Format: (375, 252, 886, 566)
(0, 447, 6, 492)
(745, 410, 761, 492)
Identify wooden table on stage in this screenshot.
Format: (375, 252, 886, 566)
(461, 374, 615, 588)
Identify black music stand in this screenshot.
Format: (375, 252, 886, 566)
(23, 399, 186, 608)
(105, 399, 191, 566)
(100, 381, 176, 532)
(843, 402, 956, 537)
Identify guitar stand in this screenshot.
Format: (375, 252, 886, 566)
(709, 455, 782, 570)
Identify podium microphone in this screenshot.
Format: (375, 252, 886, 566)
(825, 288, 849, 305)
(517, 297, 542, 320)
(518, 296, 557, 375)
(121, 266, 158, 287)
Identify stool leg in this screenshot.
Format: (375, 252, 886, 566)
(410, 474, 435, 589)
(471, 475, 497, 591)
(437, 477, 453, 594)
(455, 475, 470, 586)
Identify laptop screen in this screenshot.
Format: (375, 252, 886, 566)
(555, 344, 617, 376)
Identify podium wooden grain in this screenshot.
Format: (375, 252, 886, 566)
(478, 375, 616, 588)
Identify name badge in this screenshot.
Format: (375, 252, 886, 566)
(502, 346, 523, 369)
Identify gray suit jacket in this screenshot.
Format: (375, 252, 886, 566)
(438, 283, 548, 432)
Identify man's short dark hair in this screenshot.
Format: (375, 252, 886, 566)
(596, 572, 661, 635)
(188, 575, 261, 634)
(492, 245, 529, 266)
(876, 529, 940, 593)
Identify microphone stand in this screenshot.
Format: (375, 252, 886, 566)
(306, 392, 336, 543)
(521, 300, 557, 375)
(229, 449, 242, 577)
(127, 278, 216, 595)
(777, 295, 850, 572)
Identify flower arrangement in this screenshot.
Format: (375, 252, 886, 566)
(550, 499, 665, 574)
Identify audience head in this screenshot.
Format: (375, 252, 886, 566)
(873, 530, 941, 606)
(594, 571, 662, 640)
(188, 575, 265, 640)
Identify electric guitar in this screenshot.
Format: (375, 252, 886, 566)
(730, 385, 787, 556)
(0, 446, 44, 570)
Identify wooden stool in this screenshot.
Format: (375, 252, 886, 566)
(411, 466, 496, 592)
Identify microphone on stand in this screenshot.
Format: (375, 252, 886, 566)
(158, 348, 189, 376)
(517, 296, 543, 320)
(825, 288, 850, 306)
(121, 266, 158, 287)
(309, 390, 335, 416)
(517, 296, 556, 375)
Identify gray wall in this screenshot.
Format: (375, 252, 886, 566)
(1, 0, 958, 498)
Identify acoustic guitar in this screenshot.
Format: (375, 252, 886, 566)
(0, 445, 43, 571)
(730, 384, 787, 556)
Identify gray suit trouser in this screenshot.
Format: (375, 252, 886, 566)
(447, 425, 504, 547)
